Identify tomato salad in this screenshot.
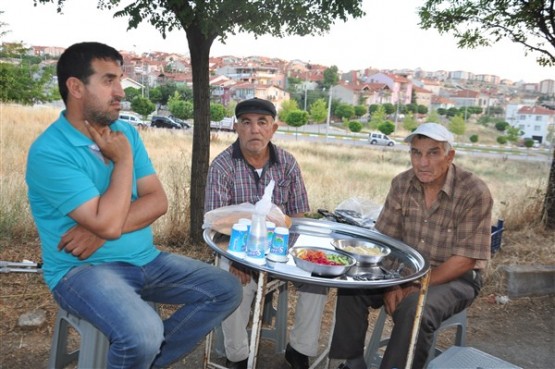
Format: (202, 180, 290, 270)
(296, 249, 351, 266)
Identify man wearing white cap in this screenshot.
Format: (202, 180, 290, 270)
(329, 123, 493, 369)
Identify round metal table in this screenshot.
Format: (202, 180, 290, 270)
(203, 218, 431, 369)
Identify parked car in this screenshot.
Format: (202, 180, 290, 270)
(151, 115, 183, 129)
(210, 117, 235, 132)
(170, 116, 191, 129)
(368, 132, 395, 146)
(119, 112, 148, 129)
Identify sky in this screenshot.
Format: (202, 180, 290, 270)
(2, 0, 554, 83)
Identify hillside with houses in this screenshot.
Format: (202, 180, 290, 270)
(5, 43, 555, 146)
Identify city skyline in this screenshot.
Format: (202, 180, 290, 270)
(2, 0, 554, 83)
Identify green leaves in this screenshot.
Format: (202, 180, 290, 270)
(418, 0, 554, 66)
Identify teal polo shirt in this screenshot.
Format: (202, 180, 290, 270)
(26, 111, 160, 290)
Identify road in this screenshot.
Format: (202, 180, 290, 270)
(273, 125, 553, 164)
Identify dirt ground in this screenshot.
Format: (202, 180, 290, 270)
(1, 240, 554, 369)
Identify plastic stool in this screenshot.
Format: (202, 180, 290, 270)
(427, 346, 522, 369)
(213, 280, 289, 357)
(48, 302, 158, 369)
(47, 308, 109, 369)
(364, 307, 468, 368)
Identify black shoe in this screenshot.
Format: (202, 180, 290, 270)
(285, 343, 309, 369)
(225, 358, 247, 369)
(337, 364, 352, 369)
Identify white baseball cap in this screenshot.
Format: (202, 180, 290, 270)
(404, 123, 454, 145)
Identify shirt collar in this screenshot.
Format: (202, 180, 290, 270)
(231, 139, 279, 165)
(53, 110, 93, 148)
(408, 163, 456, 199)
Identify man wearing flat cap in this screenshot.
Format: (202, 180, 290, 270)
(329, 123, 493, 369)
(205, 97, 328, 369)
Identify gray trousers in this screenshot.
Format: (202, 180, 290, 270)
(329, 272, 480, 369)
(220, 258, 328, 361)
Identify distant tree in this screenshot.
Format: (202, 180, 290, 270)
(285, 109, 309, 138)
(426, 110, 441, 123)
(469, 134, 479, 143)
(405, 103, 418, 113)
(403, 113, 418, 132)
(348, 120, 362, 133)
(495, 121, 510, 132)
(446, 107, 459, 117)
(523, 138, 535, 148)
(0, 62, 56, 104)
(369, 105, 387, 130)
(309, 98, 328, 124)
(382, 103, 395, 115)
(506, 126, 523, 143)
(148, 87, 163, 106)
(419, 0, 555, 67)
(210, 103, 226, 122)
(168, 92, 194, 120)
(278, 99, 299, 123)
(488, 106, 504, 116)
(225, 101, 237, 117)
(437, 108, 447, 116)
(417, 104, 428, 114)
(497, 136, 508, 145)
(124, 87, 141, 101)
(378, 120, 395, 135)
(368, 104, 380, 115)
(467, 106, 483, 115)
(354, 105, 367, 118)
(335, 103, 355, 120)
(322, 66, 340, 90)
(131, 96, 156, 118)
(449, 114, 466, 136)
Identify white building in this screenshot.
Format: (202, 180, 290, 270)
(506, 104, 555, 144)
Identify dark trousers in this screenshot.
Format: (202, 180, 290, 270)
(329, 272, 480, 369)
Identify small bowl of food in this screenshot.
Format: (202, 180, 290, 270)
(290, 246, 355, 277)
(331, 239, 391, 265)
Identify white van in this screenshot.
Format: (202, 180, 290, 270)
(368, 132, 395, 146)
(119, 112, 147, 129)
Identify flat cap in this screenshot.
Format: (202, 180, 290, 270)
(235, 98, 276, 119)
(404, 123, 454, 145)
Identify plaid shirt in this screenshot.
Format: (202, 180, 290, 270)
(375, 164, 493, 269)
(204, 140, 310, 216)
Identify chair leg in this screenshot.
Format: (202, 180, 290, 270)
(48, 311, 79, 369)
(364, 307, 388, 369)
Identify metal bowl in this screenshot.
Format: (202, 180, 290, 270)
(290, 246, 355, 277)
(331, 239, 391, 265)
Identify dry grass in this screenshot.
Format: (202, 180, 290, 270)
(0, 103, 553, 264)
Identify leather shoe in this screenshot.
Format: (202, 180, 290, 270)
(225, 358, 247, 369)
(285, 343, 309, 369)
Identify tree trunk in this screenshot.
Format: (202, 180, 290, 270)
(543, 148, 555, 230)
(186, 25, 216, 244)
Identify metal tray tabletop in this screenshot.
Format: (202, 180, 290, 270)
(204, 217, 429, 289)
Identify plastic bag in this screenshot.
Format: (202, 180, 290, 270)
(203, 201, 291, 235)
(334, 197, 382, 229)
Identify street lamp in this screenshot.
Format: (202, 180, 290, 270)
(326, 85, 333, 141)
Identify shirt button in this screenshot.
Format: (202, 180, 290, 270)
(420, 239, 425, 243)
(424, 219, 428, 223)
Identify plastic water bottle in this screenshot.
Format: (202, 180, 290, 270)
(244, 212, 267, 265)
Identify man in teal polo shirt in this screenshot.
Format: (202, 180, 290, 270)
(26, 41, 242, 369)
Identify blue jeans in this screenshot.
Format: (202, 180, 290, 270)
(52, 252, 242, 369)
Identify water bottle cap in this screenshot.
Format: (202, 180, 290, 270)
(232, 223, 248, 231)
